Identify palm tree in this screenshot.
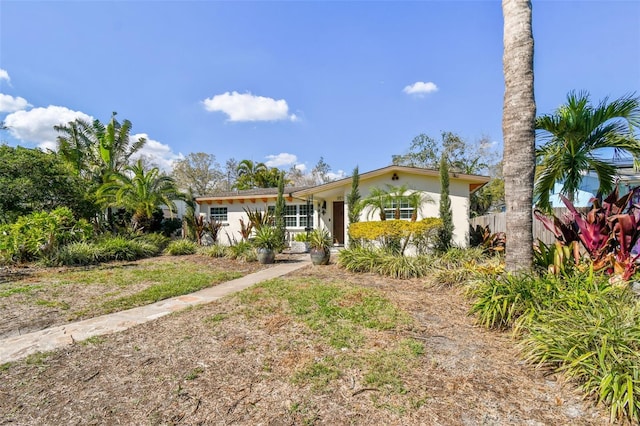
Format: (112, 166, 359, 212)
(98, 160, 184, 230)
(56, 113, 146, 182)
(502, 0, 536, 273)
(361, 186, 391, 221)
(535, 91, 640, 211)
(234, 159, 268, 189)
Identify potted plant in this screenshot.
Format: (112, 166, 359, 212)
(309, 228, 332, 265)
(253, 226, 277, 264)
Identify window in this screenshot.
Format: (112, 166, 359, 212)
(384, 197, 413, 220)
(299, 204, 311, 228)
(210, 207, 228, 222)
(265, 204, 311, 228)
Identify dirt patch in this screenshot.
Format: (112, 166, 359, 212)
(0, 261, 611, 425)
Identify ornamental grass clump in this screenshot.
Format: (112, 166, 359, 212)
(519, 289, 640, 423)
(164, 239, 198, 256)
(337, 247, 434, 279)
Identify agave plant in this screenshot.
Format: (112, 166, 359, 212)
(535, 187, 640, 280)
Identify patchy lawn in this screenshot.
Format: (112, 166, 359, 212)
(0, 262, 609, 425)
(0, 255, 266, 339)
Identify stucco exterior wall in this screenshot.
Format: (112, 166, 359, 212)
(347, 174, 470, 247)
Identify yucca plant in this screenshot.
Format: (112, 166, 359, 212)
(227, 241, 256, 262)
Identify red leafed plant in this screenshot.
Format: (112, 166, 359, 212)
(535, 187, 640, 281)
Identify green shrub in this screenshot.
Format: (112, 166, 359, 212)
(0, 207, 93, 263)
(519, 289, 640, 423)
(135, 233, 170, 252)
(227, 241, 256, 262)
(164, 240, 198, 256)
(54, 242, 101, 266)
(293, 233, 309, 242)
(337, 247, 434, 279)
(201, 244, 228, 258)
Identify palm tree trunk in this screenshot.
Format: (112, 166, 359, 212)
(502, 0, 536, 272)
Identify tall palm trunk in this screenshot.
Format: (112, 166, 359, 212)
(502, 0, 536, 272)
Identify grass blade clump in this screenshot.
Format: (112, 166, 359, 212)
(164, 240, 198, 256)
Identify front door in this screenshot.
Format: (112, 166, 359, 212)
(332, 201, 344, 245)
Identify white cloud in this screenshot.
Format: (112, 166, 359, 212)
(265, 152, 298, 168)
(403, 81, 438, 96)
(327, 170, 347, 181)
(4, 105, 93, 149)
(295, 163, 307, 172)
(0, 69, 10, 83)
(130, 133, 184, 172)
(0, 93, 31, 112)
(202, 91, 297, 122)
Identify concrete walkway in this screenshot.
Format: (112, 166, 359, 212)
(0, 257, 311, 364)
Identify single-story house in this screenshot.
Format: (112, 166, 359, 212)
(195, 165, 490, 247)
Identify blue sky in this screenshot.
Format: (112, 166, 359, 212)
(1, 1, 639, 178)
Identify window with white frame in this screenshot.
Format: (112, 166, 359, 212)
(299, 204, 311, 228)
(210, 207, 228, 222)
(266, 204, 310, 228)
(384, 197, 413, 220)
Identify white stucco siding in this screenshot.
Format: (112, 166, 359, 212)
(350, 173, 470, 247)
(198, 200, 315, 245)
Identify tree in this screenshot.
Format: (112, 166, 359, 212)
(311, 157, 332, 184)
(254, 167, 285, 188)
(98, 160, 184, 231)
(172, 152, 224, 196)
(534, 91, 640, 211)
(234, 159, 267, 189)
(0, 145, 98, 223)
(224, 158, 239, 191)
(392, 132, 491, 174)
(346, 166, 362, 248)
(502, 0, 536, 272)
(436, 154, 453, 252)
(347, 166, 362, 225)
(274, 172, 286, 250)
(361, 186, 391, 221)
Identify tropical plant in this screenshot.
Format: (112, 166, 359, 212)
(361, 186, 391, 221)
(532, 240, 580, 276)
(98, 160, 184, 231)
(227, 240, 256, 262)
(469, 224, 506, 254)
(535, 91, 640, 211)
(253, 226, 279, 250)
(502, 0, 536, 272)
(309, 228, 332, 251)
(0, 207, 93, 263)
(56, 113, 147, 228)
(234, 159, 268, 190)
(535, 187, 640, 281)
(243, 207, 273, 232)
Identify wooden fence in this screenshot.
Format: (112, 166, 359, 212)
(469, 208, 573, 245)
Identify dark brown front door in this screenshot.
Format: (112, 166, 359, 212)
(332, 201, 344, 245)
